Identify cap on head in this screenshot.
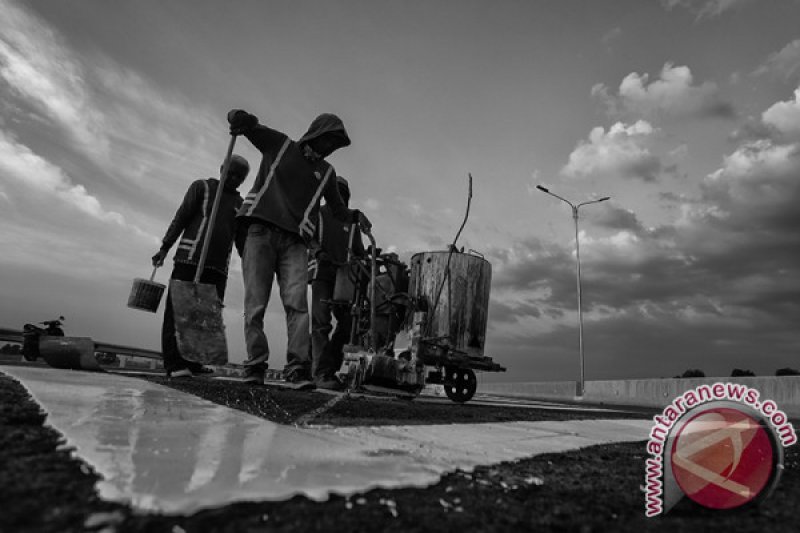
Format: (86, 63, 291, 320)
(228, 154, 250, 175)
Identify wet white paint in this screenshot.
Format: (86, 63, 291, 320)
(1, 366, 651, 514)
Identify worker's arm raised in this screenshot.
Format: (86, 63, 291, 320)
(227, 109, 286, 155)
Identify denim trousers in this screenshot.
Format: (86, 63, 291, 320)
(242, 223, 311, 376)
(310, 277, 353, 380)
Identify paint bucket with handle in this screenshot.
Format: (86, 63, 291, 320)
(127, 267, 166, 313)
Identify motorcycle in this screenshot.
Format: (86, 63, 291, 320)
(22, 316, 65, 361)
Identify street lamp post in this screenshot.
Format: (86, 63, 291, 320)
(536, 185, 610, 397)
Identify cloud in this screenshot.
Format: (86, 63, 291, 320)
(590, 205, 647, 234)
(490, 92, 800, 378)
(489, 299, 543, 324)
(0, 129, 155, 239)
(561, 120, 663, 181)
(727, 116, 774, 144)
(0, 1, 231, 228)
(594, 63, 735, 120)
(363, 198, 381, 210)
(0, 131, 116, 223)
(702, 139, 800, 232)
(601, 27, 622, 48)
(753, 39, 800, 83)
(761, 87, 800, 141)
(660, 0, 755, 20)
(0, 0, 109, 161)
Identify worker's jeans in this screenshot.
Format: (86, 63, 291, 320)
(242, 223, 311, 377)
(310, 277, 352, 380)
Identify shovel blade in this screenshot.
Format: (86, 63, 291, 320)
(169, 279, 228, 365)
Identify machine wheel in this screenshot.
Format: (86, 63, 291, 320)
(443, 367, 477, 403)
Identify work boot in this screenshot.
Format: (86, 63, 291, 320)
(168, 368, 193, 379)
(187, 362, 214, 375)
(243, 365, 266, 384)
(315, 376, 345, 391)
(285, 370, 316, 390)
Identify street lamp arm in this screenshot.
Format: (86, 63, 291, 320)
(576, 196, 611, 209)
(533, 182, 611, 397)
(536, 185, 575, 208)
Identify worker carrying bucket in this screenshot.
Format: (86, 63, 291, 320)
(150, 151, 250, 378)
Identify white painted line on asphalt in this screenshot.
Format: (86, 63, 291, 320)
(1, 365, 652, 515)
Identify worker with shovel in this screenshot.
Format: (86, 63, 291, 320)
(308, 176, 366, 390)
(152, 155, 250, 378)
(228, 109, 371, 390)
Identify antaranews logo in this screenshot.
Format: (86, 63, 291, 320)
(644, 383, 796, 516)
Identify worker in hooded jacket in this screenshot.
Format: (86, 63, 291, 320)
(307, 176, 366, 390)
(228, 109, 371, 389)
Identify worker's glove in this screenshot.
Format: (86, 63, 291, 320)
(227, 109, 259, 135)
(353, 210, 372, 233)
(314, 250, 331, 263)
(151, 248, 168, 267)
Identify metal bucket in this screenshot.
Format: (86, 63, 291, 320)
(128, 268, 165, 313)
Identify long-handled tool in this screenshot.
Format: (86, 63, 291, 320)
(169, 135, 238, 365)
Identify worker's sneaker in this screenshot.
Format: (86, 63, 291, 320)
(187, 363, 215, 375)
(315, 376, 345, 391)
(242, 366, 265, 384)
(168, 368, 193, 379)
(285, 371, 316, 391)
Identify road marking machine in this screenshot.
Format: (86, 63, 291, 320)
(335, 176, 505, 403)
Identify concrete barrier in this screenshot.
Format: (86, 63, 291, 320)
(482, 377, 800, 417)
(481, 380, 579, 401)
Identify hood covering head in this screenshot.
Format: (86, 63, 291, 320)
(298, 113, 351, 150)
(336, 175, 350, 202)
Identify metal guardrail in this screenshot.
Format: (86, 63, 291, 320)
(0, 328, 162, 360)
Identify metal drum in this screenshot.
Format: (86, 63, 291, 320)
(408, 251, 492, 358)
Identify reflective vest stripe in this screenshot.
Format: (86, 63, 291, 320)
(189, 180, 211, 257)
(245, 138, 291, 217)
(299, 166, 332, 237)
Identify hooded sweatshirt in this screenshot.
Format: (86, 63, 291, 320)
(160, 178, 244, 275)
(308, 203, 367, 283)
(235, 112, 354, 240)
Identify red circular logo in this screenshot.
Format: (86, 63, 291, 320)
(671, 407, 775, 510)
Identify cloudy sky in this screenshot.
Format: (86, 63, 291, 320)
(1, 0, 798, 382)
